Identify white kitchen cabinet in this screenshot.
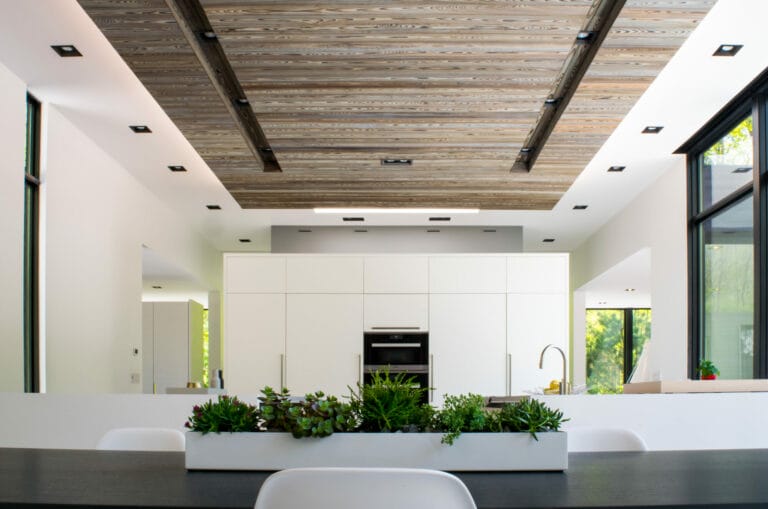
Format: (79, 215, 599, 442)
(429, 294, 507, 406)
(364, 294, 428, 331)
(142, 301, 203, 394)
(429, 256, 507, 294)
(286, 294, 363, 396)
(286, 256, 364, 293)
(225, 255, 286, 293)
(224, 293, 286, 395)
(507, 254, 569, 294)
(507, 293, 569, 395)
(364, 256, 429, 293)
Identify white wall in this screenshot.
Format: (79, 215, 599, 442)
(571, 162, 688, 382)
(0, 61, 26, 392)
(0, 392, 765, 451)
(42, 106, 221, 393)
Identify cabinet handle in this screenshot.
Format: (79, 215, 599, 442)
(280, 354, 286, 390)
(429, 354, 434, 403)
(507, 353, 512, 396)
(370, 326, 421, 330)
(357, 354, 362, 385)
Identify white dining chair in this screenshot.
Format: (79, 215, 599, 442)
(566, 427, 648, 452)
(96, 427, 185, 452)
(253, 467, 477, 509)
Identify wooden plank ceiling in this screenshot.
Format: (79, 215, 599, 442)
(78, 0, 714, 209)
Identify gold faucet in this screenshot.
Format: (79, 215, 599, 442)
(539, 344, 568, 395)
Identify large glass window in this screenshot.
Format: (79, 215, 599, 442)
(586, 308, 651, 394)
(682, 66, 768, 379)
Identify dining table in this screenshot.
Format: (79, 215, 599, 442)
(1, 447, 767, 508)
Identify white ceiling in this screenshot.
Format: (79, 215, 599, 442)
(0, 0, 766, 259)
(579, 249, 652, 309)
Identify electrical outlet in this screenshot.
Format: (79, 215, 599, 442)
(130, 373, 140, 384)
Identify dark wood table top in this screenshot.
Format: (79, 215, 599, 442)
(1, 447, 767, 508)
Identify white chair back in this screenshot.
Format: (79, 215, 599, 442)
(97, 427, 185, 452)
(254, 467, 477, 509)
(567, 427, 648, 452)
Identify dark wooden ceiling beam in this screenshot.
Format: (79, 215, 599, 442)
(511, 0, 627, 173)
(165, 0, 281, 172)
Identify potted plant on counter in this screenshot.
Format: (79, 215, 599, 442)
(697, 360, 720, 380)
(183, 371, 569, 472)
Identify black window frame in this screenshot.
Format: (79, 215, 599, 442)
(585, 307, 651, 386)
(24, 93, 41, 393)
(677, 66, 768, 379)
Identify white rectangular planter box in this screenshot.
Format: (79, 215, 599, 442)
(185, 431, 567, 471)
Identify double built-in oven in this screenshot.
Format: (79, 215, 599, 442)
(363, 331, 429, 402)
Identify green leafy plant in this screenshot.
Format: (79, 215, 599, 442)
(435, 393, 488, 445)
(697, 360, 720, 377)
(259, 386, 358, 438)
(495, 398, 567, 440)
(349, 370, 432, 432)
(185, 395, 260, 434)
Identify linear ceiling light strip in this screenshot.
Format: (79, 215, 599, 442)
(165, 0, 281, 172)
(511, 0, 627, 173)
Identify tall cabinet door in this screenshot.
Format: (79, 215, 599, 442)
(507, 293, 568, 395)
(225, 293, 286, 395)
(429, 294, 507, 406)
(286, 294, 363, 396)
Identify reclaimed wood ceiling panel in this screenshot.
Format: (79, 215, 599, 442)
(78, 0, 713, 209)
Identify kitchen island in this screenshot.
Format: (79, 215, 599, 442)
(1, 447, 766, 508)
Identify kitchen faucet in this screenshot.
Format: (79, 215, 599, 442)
(538, 344, 568, 395)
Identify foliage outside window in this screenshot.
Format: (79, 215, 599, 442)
(586, 309, 651, 394)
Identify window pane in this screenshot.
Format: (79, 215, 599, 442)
(631, 309, 651, 366)
(701, 196, 754, 379)
(699, 116, 753, 210)
(586, 309, 624, 394)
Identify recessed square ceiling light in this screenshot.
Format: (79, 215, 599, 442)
(206, 204, 221, 210)
(298, 229, 312, 233)
(426, 229, 440, 233)
(573, 205, 588, 210)
(238, 238, 251, 243)
(354, 229, 368, 233)
(429, 217, 451, 222)
(129, 125, 151, 134)
(381, 158, 412, 166)
(51, 44, 82, 57)
(483, 229, 497, 233)
(642, 126, 664, 134)
(608, 166, 626, 172)
(342, 217, 364, 222)
(151, 285, 162, 289)
(168, 165, 187, 172)
(732, 167, 752, 173)
(713, 44, 743, 57)
(543, 238, 556, 243)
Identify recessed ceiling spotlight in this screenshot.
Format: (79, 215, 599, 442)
(543, 238, 555, 243)
(576, 31, 595, 42)
(298, 229, 312, 233)
(520, 147, 533, 153)
(168, 165, 187, 172)
(200, 30, 217, 40)
(642, 126, 664, 134)
(51, 44, 82, 57)
(732, 167, 752, 173)
(235, 97, 250, 106)
(239, 238, 251, 243)
(544, 97, 560, 106)
(381, 158, 412, 166)
(426, 229, 441, 233)
(608, 165, 626, 172)
(129, 125, 151, 134)
(152, 285, 162, 289)
(483, 229, 497, 233)
(573, 205, 588, 210)
(429, 217, 451, 222)
(342, 217, 365, 222)
(206, 204, 221, 210)
(598, 301, 608, 305)
(259, 147, 273, 153)
(354, 229, 368, 233)
(713, 44, 743, 57)
(625, 288, 636, 292)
